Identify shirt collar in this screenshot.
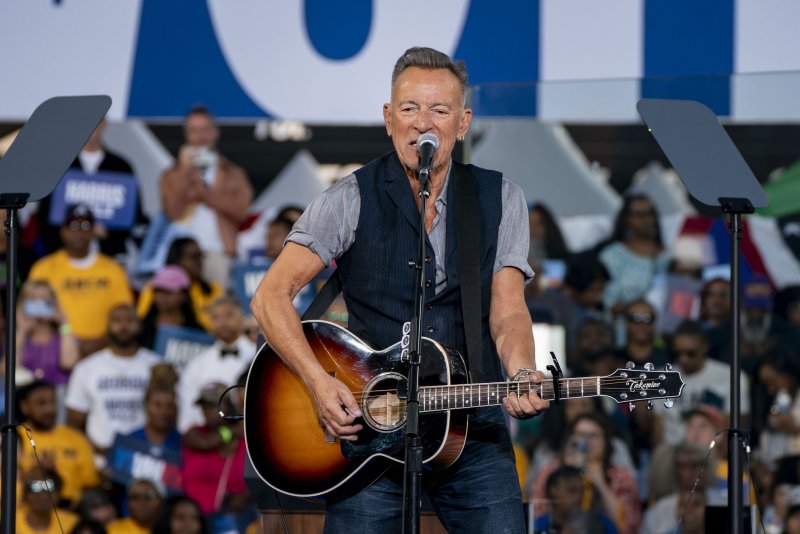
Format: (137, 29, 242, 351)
(435, 162, 452, 207)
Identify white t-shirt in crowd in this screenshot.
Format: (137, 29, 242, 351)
(65, 347, 161, 448)
(661, 358, 750, 444)
(172, 163, 224, 253)
(177, 335, 256, 433)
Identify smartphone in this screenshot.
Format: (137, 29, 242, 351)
(572, 436, 588, 455)
(193, 146, 218, 170)
(566, 435, 589, 469)
(23, 299, 55, 318)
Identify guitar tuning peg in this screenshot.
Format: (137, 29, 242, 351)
(664, 363, 673, 371)
(625, 361, 636, 370)
(647, 401, 654, 411)
(644, 362, 654, 371)
(628, 402, 635, 413)
(663, 399, 674, 409)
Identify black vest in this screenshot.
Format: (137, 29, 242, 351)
(336, 152, 504, 382)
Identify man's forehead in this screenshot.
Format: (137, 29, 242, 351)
(391, 67, 464, 98)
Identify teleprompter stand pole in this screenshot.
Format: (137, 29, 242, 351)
(721, 198, 753, 534)
(0, 95, 110, 534)
(637, 98, 768, 534)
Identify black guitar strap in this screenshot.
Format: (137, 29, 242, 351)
(301, 269, 342, 321)
(453, 162, 484, 382)
(301, 163, 483, 384)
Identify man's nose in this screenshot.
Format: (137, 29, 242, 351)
(413, 109, 433, 132)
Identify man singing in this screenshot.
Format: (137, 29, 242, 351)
(251, 46, 548, 533)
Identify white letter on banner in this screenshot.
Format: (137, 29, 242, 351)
(205, 0, 470, 123)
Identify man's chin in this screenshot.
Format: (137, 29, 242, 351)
(35, 419, 56, 431)
(110, 337, 139, 349)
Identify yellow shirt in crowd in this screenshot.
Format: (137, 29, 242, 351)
(28, 250, 132, 339)
(136, 279, 224, 332)
(107, 517, 151, 534)
(15, 508, 79, 534)
(17, 425, 101, 506)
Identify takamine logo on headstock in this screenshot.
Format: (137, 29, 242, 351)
(626, 379, 661, 392)
(603, 362, 685, 411)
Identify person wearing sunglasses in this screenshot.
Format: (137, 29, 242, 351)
(614, 299, 668, 368)
(662, 320, 750, 446)
(27, 203, 134, 358)
(597, 194, 669, 316)
(17, 466, 79, 534)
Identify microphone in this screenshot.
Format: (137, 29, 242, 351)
(416, 133, 440, 182)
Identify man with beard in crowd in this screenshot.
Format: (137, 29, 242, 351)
(17, 380, 100, 508)
(65, 304, 160, 456)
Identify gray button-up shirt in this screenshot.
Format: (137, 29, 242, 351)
(287, 167, 534, 293)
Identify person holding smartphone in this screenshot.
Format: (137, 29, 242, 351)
(159, 106, 253, 290)
(532, 413, 641, 534)
(16, 279, 80, 411)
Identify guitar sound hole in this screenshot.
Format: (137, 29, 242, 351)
(361, 372, 407, 433)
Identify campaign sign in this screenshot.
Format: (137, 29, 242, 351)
(232, 263, 269, 311)
(135, 212, 191, 275)
(107, 434, 181, 492)
(154, 325, 215, 374)
(50, 169, 138, 229)
(656, 274, 703, 334)
(232, 262, 319, 315)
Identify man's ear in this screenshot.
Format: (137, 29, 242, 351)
(383, 103, 392, 137)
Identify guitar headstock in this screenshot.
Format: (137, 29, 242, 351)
(601, 363, 685, 409)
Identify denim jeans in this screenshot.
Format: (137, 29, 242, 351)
(324, 407, 525, 534)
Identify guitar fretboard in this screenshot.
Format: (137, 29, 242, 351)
(419, 377, 600, 412)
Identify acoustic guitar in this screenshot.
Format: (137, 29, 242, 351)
(244, 320, 684, 498)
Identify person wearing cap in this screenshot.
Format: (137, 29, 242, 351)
(28, 203, 133, 357)
(159, 106, 253, 289)
(136, 237, 225, 332)
(741, 275, 800, 373)
(181, 382, 250, 520)
(34, 118, 149, 260)
(138, 265, 203, 350)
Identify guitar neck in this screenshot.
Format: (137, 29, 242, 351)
(419, 377, 601, 413)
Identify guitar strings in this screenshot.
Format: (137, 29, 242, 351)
(347, 380, 676, 402)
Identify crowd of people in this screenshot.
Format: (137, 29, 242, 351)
(2, 56, 800, 534)
(521, 198, 800, 534)
(1, 108, 266, 534)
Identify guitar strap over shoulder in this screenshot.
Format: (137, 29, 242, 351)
(452, 162, 484, 382)
(301, 269, 342, 321)
(301, 163, 484, 382)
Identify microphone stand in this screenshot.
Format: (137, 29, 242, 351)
(402, 164, 431, 534)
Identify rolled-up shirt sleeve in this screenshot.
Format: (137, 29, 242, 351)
(285, 174, 361, 266)
(495, 179, 535, 283)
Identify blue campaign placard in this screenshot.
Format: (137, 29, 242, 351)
(232, 262, 323, 315)
(107, 434, 182, 492)
(153, 325, 215, 373)
(50, 169, 138, 229)
(232, 263, 269, 311)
